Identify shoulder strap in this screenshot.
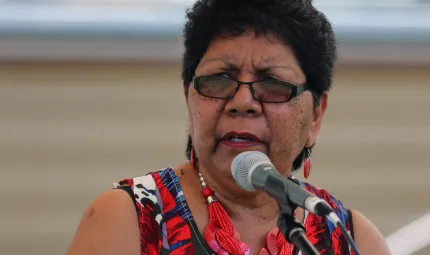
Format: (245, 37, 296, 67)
(347, 209, 355, 240)
(114, 173, 165, 254)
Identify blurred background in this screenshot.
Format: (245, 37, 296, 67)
(0, 0, 429, 255)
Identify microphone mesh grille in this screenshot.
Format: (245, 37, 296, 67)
(231, 151, 270, 191)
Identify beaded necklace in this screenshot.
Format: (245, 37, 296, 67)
(197, 172, 293, 255)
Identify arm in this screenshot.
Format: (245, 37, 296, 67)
(66, 189, 141, 255)
(351, 209, 391, 255)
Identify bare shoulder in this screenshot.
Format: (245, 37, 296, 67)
(351, 209, 391, 255)
(66, 189, 140, 255)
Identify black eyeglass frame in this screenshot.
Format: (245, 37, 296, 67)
(192, 74, 308, 103)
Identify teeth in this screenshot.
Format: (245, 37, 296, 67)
(230, 137, 251, 142)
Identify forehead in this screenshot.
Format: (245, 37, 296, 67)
(198, 32, 299, 73)
(196, 32, 304, 80)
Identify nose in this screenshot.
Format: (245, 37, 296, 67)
(224, 84, 262, 117)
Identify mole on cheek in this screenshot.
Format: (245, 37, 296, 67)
(299, 118, 304, 130)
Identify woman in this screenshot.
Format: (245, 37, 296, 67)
(67, 0, 390, 254)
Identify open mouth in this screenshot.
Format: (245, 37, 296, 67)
(222, 132, 261, 143)
(228, 136, 255, 143)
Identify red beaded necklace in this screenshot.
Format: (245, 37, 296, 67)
(198, 172, 294, 255)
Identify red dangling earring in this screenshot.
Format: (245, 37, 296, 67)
(190, 147, 198, 169)
(303, 147, 312, 179)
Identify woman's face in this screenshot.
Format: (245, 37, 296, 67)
(186, 31, 327, 178)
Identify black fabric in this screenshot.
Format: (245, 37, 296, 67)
(347, 209, 355, 240)
(117, 186, 139, 215)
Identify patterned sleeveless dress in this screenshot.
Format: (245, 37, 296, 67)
(114, 168, 354, 255)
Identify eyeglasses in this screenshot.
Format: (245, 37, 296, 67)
(192, 74, 306, 103)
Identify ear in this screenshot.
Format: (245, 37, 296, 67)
(183, 84, 189, 99)
(305, 92, 328, 147)
(184, 84, 193, 135)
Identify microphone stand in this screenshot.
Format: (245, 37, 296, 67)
(277, 203, 320, 255)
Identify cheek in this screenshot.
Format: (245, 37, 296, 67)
(188, 95, 224, 146)
(270, 112, 305, 150)
(265, 99, 311, 167)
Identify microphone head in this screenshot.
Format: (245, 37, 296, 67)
(231, 151, 271, 191)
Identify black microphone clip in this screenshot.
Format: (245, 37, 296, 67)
(277, 203, 320, 255)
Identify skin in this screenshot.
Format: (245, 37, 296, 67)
(67, 32, 391, 255)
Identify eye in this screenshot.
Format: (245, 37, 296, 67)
(259, 75, 278, 81)
(214, 72, 235, 79)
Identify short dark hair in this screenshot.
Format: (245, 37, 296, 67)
(182, 0, 336, 171)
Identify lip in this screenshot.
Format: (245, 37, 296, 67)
(219, 131, 264, 148)
(221, 131, 262, 142)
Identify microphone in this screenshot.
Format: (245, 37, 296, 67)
(231, 151, 360, 255)
(231, 151, 337, 221)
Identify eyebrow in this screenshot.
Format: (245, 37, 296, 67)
(255, 65, 295, 73)
(199, 55, 295, 72)
(198, 55, 239, 69)
(254, 56, 296, 72)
